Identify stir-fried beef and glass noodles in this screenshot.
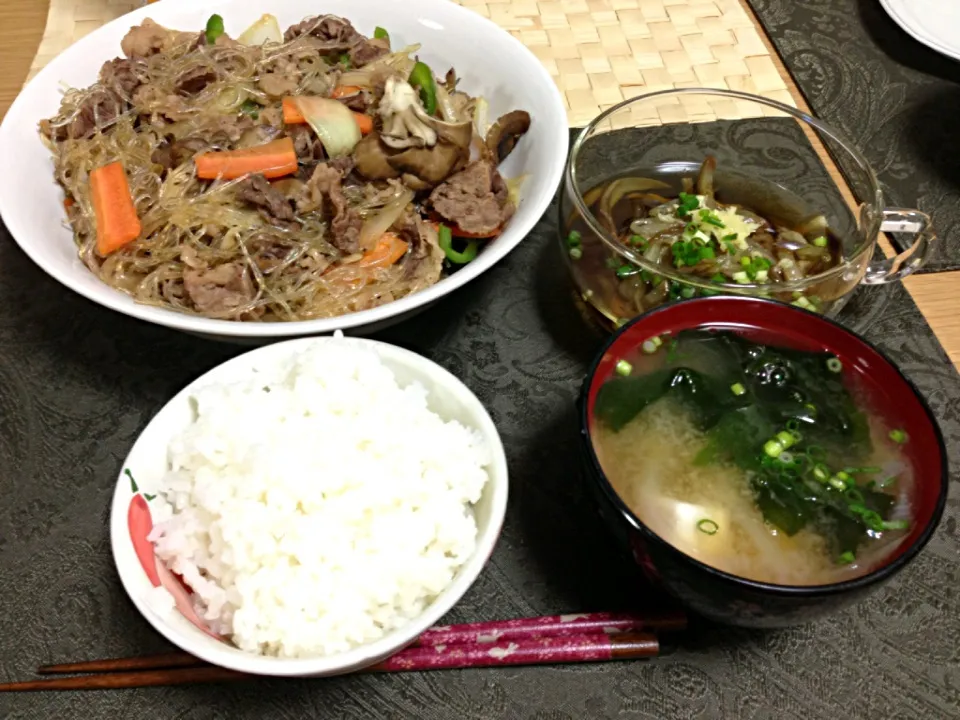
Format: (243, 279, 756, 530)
(565, 157, 844, 323)
(41, 13, 530, 321)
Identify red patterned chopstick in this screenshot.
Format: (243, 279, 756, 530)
(2, 633, 659, 691)
(415, 611, 685, 647)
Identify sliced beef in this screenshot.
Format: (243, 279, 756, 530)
(348, 38, 389, 68)
(175, 67, 217, 96)
(288, 125, 325, 165)
(398, 216, 443, 287)
(259, 72, 298, 98)
(121, 19, 173, 59)
(236, 174, 296, 225)
(429, 160, 514, 236)
(49, 89, 125, 140)
(183, 262, 255, 316)
(99, 58, 141, 98)
(284, 15, 361, 46)
(336, 88, 371, 113)
(306, 163, 362, 254)
(151, 137, 212, 171)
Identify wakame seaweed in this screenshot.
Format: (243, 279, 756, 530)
(594, 330, 898, 559)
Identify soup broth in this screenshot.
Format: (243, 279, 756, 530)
(590, 329, 913, 586)
(565, 158, 854, 326)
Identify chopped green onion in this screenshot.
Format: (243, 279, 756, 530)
(568, 246, 583, 260)
(755, 270, 769, 283)
(838, 551, 856, 565)
(630, 234, 647, 246)
(730, 382, 746, 396)
(889, 428, 908, 444)
(881, 519, 910, 531)
(566, 230, 582, 247)
(374, 26, 390, 41)
(239, 99, 260, 119)
(778, 451, 794, 464)
(836, 471, 851, 482)
(338, 53, 352, 68)
(616, 359, 632, 376)
(642, 339, 659, 354)
(828, 477, 846, 491)
(652, 336, 663, 348)
(826, 357, 843, 373)
(700, 211, 725, 228)
(438, 224, 478, 264)
(697, 519, 719, 535)
(775, 430, 796, 449)
(740, 256, 751, 267)
(408, 61, 438, 115)
(812, 236, 828, 247)
(732, 271, 749, 284)
(606, 256, 621, 270)
(877, 475, 897, 488)
(205, 14, 225, 45)
(764, 439, 784, 458)
(680, 285, 697, 299)
(616, 264, 638, 279)
(676, 192, 700, 218)
(812, 464, 829, 482)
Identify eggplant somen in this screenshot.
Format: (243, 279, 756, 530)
(566, 157, 843, 319)
(41, 13, 531, 320)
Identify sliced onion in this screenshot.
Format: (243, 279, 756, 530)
(359, 188, 415, 251)
(436, 86, 461, 123)
(237, 14, 283, 46)
(505, 174, 528, 207)
(473, 97, 489, 137)
(294, 97, 362, 157)
(338, 68, 377, 88)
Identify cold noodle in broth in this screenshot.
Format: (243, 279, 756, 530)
(565, 157, 849, 326)
(590, 330, 913, 586)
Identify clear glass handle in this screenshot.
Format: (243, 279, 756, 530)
(862, 209, 936, 284)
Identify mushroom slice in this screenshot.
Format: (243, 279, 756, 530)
(484, 110, 531, 164)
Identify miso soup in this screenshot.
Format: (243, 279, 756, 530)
(590, 329, 913, 586)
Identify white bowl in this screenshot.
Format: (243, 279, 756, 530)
(0, 0, 567, 340)
(109, 335, 509, 677)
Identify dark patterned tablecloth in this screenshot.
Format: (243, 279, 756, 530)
(752, 0, 960, 272)
(3, 8, 960, 720)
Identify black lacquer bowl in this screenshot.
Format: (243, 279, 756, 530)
(578, 296, 948, 628)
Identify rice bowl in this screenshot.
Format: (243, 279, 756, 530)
(110, 334, 508, 676)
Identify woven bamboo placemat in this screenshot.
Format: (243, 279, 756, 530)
(25, 0, 796, 127)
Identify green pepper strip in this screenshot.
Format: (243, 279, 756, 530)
(409, 61, 438, 116)
(438, 224, 478, 264)
(205, 14, 225, 45)
(374, 26, 390, 41)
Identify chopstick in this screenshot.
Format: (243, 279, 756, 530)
(0, 633, 659, 692)
(2, 610, 683, 693)
(37, 610, 686, 675)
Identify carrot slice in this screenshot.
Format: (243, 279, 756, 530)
(331, 85, 363, 99)
(352, 112, 374, 135)
(282, 97, 306, 124)
(357, 231, 409, 268)
(283, 96, 374, 135)
(90, 162, 141, 256)
(194, 137, 298, 180)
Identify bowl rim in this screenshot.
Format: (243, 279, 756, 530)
(564, 87, 885, 296)
(109, 334, 510, 676)
(578, 295, 949, 597)
(0, 0, 568, 339)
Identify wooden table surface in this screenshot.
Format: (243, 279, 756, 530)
(0, 0, 956, 370)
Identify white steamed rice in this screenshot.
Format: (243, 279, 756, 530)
(146, 338, 490, 658)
